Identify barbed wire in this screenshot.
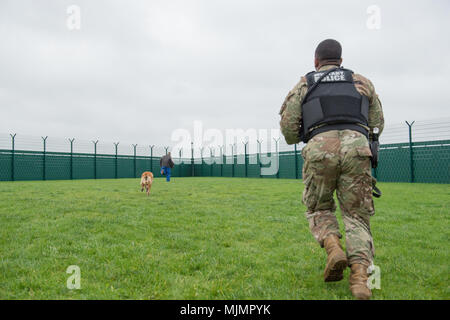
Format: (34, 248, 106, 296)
(1, 118, 449, 157)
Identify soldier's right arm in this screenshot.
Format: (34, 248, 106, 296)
(279, 77, 308, 144)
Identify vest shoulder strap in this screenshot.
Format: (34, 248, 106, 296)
(303, 67, 341, 103)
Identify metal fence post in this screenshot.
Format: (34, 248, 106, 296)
(10, 134, 16, 181)
(92, 140, 98, 179)
(179, 148, 182, 177)
(219, 145, 224, 177)
(273, 138, 280, 179)
(114, 142, 119, 179)
(69, 138, 75, 180)
(257, 139, 263, 178)
(242, 141, 248, 177)
(406, 121, 415, 183)
(229, 144, 233, 177)
(191, 142, 194, 177)
(209, 147, 214, 176)
(191, 142, 195, 177)
(200, 147, 204, 176)
(164, 146, 169, 155)
(294, 144, 299, 179)
(231, 142, 237, 177)
(42, 136, 48, 181)
(133, 144, 138, 178)
(150, 145, 154, 173)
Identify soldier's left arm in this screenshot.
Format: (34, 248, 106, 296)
(279, 77, 308, 145)
(353, 74, 385, 137)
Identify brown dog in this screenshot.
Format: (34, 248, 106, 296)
(140, 171, 154, 196)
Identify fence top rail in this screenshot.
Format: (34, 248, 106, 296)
(0, 149, 192, 160)
(1, 139, 449, 160)
(380, 139, 450, 149)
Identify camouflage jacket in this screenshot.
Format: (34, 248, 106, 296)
(279, 65, 384, 144)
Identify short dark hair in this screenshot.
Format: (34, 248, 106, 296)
(315, 39, 342, 62)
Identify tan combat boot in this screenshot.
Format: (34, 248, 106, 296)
(323, 235, 348, 282)
(349, 264, 372, 300)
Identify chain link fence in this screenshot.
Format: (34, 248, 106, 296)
(0, 135, 191, 181)
(1, 119, 449, 183)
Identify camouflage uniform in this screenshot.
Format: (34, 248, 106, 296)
(279, 65, 384, 267)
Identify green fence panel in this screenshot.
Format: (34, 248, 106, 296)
(222, 160, 233, 177)
(212, 162, 221, 177)
(1, 140, 449, 183)
(136, 158, 149, 178)
(206, 163, 213, 176)
(193, 163, 202, 177)
(413, 141, 450, 183)
(171, 163, 178, 177)
(247, 164, 260, 178)
(46, 154, 71, 180)
(97, 156, 115, 179)
(0, 151, 12, 181)
(234, 160, 245, 177)
(178, 160, 191, 177)
(376, 145, 410, 182)
(117, 157, 133, 178)
(201, 162, 210, 177)
(279, 153, 296, 179)
(174, 160, 190, 177)
(247, 154, 259, 178)
(73, 155, 95, 180)
(151, 158, 161, 177)
(15, 152, 44, 181)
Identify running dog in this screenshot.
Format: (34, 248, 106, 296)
(140, 171, 154, 196)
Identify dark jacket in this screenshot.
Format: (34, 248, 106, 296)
(160, 154, 174, 168)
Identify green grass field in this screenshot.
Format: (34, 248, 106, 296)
(0, 177, 448, 299)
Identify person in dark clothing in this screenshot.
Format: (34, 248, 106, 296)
(160, 152, 174, 182)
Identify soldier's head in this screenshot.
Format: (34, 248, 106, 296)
(314, 39, 343, 70)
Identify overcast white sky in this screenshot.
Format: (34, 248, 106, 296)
(1, 0, 449, 154)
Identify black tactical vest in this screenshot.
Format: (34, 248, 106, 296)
(300, 67, 369, 142)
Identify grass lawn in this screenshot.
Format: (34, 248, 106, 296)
(0, 177, 448, 299)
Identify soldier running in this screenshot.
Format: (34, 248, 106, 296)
(279, 39, 384, 299)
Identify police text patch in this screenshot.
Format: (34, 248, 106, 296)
(313, 70, 347, 83)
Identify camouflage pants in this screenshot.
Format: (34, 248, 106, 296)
(302, 130, 375, 267)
